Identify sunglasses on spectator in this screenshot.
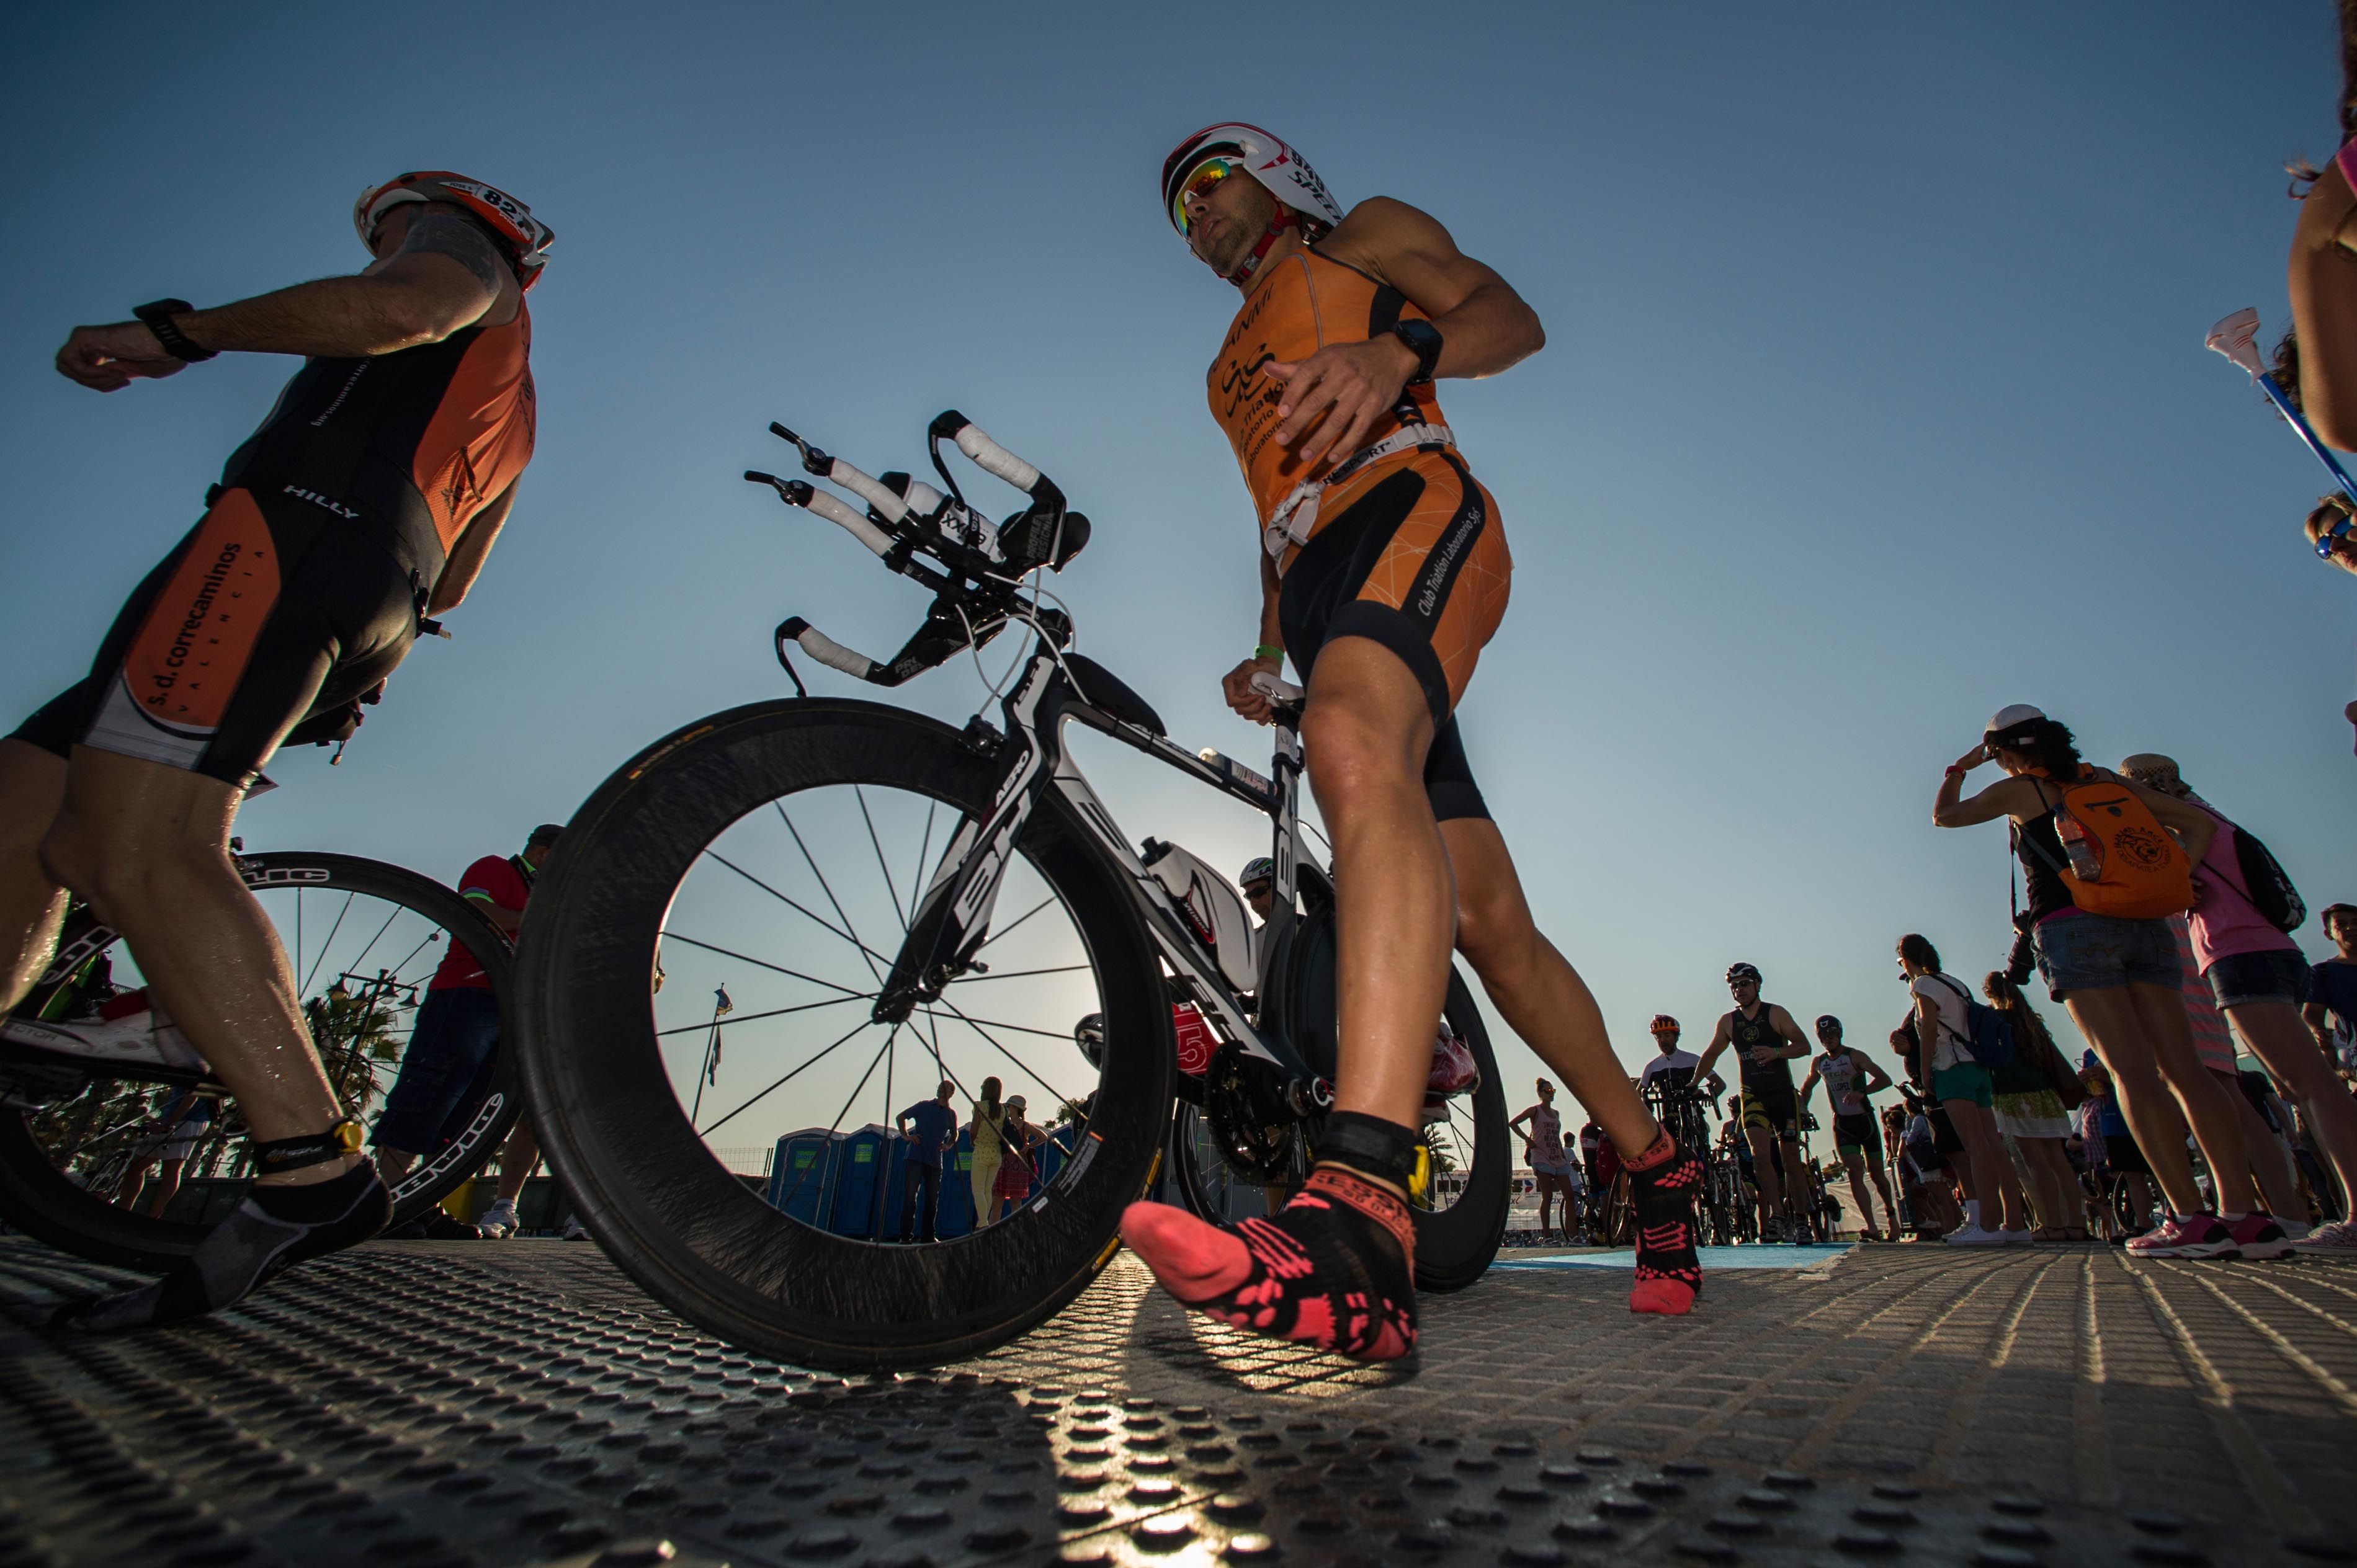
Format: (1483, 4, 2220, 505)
(2318, 510, 2357, 561)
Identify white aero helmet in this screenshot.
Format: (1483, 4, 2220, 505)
(1161, 123, 1343, 281)
(353, 171, 555, 292)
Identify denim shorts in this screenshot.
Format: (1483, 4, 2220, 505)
(2204, 947, 2310, 1011)
(370, 986, 502, 1154)
(2032, 912, 2179, 997)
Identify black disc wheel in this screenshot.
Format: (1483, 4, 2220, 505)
(1166, 958, 1509, 1294)
(512, 699, 1174, 1372)
(0, 851, 519, 1272)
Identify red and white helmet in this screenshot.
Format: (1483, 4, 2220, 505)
(1160, 122, 1344, 236)
(353, 171, 555, 292)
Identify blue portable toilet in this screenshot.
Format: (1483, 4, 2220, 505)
(934, 1128, 976, 1239)
(767, 1129, 843, 1224)
(826, 1124, 902, 1239)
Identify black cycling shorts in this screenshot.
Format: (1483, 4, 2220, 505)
(10, 483, 435, 788)
(1277, 458, 1493, 824)
(1833, 1112, 1883, 1159)
(1738, 1083, 1800, 1139)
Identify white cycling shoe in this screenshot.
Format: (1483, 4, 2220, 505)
(2, 999, 205, 1074)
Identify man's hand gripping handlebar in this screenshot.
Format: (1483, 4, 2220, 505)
(744, 411, 1091, 688)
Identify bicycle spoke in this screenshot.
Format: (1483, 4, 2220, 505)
(656, 932, 873, 1000)
(704, 846, 882, 968)
(300, 892, 356, 996)
(920, 999, 1080, 1124)
(774, 803, 891, 985)
(973, 896, 1054, 954)
(694, 1016, 873, 1141)
(855, 786, 908, 934)
(652, 994, 867, 1039)
(906, 801, 939, 933)
(947, 963, 1089, 984)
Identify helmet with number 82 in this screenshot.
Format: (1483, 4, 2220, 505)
(354, 171, 555, 292)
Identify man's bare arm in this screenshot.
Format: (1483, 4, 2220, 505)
(55, 218, 504, 392)
(468, 895, 524, 936)
(1769, 1005, 1812, 1059)
(428, 481, 517, 615)
(1692, 1018, 1734, 1077)
(1265, 197, 1545, 465)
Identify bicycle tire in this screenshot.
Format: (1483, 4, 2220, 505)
(1165, 962, 1506, 1293)
(0, 852, 519, 1272)
(512, 698, 1174, 1372)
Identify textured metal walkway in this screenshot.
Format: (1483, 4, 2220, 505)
(1, 1236, 2353, 1567)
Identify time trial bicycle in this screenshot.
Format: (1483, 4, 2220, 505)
(514, 411, 1510, 1371)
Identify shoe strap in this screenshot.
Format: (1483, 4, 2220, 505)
(253, 1116, 364, 1175)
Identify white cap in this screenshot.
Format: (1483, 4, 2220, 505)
(1984, 703, 2044, 736)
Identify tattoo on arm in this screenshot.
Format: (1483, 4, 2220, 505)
(400, 213, 506, 293)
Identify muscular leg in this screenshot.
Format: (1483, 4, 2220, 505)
(1441, 817, 1658, 1157)
(1300, 639, 1452, 1138)
(1840, 1152, 1882, 1238)
(0, 740, 72, 1009)
(1779, 1136, 1807, 1227)
(145, 1157, 188, 1219)
(2218, 1069, 2300, 1218)
(40, 747, 354, 1185)
(2227, 1000, 2357, 1213)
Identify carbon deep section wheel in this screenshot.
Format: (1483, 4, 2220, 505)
(513, 698, 1174, 1372)
(0, 852, 519, 1272)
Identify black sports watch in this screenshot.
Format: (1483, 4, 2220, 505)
(132, 298, 217, 363)
(1389, 317, 1442, 385)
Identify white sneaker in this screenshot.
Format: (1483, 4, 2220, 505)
(479, 1200, 520, 1239)
(2, 1005, 204, 1073)
(560, 1218, 591, 1241)
(2289, 1219, 2357, 1252)
(1943, 1225, 2008, 1247)
(1995, 1228, 2036, 1246)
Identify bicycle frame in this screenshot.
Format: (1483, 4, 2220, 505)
(876, 629, 1331, 1109)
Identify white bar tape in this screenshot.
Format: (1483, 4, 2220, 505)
(900, 478, 946, 514)
(802, 489, 897, 558)
(952, 424, 1042, 491)
(1250, 672, 1305, 704)
(823, 458, 911, 526)
(795, 626, 877, 679)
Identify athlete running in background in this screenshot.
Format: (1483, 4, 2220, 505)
(1797, 1015, 1900, 1241)
(0, 171, 550, 1329)
(1119, 125, 1702, 1358)
(1695, 964, 1813, 1242)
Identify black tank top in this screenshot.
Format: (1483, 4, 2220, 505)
(2013, 785, 2076, 924)
(1727, 1004, 1796, 1092)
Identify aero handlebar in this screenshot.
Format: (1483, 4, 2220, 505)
(747, 410, 1080, 688)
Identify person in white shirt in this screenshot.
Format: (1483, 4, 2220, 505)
(1899, 933, 2029, 1245)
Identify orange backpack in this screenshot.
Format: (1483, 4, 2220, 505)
(2021, 770, 2195, 920)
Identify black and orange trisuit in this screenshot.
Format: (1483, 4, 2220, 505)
(14, 302, 534, 785)
(1208, 246, 1511, 821)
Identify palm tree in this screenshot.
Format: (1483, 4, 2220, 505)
(307, 979, 408, 1118)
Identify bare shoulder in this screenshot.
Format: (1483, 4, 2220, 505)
(1319, 196, 1461, 275)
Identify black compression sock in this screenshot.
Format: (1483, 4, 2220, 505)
(55, 1159, 390, 1333)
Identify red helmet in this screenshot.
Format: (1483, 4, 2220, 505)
(1649, 1014, 1681, 1036)
(354, 171, 554, 292)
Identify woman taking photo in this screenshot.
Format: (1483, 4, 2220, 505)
(1934, 706, 2260, 1259)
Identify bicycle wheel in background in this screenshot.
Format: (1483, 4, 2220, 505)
(0, 852, 519, 1272)
(513, 699, 1174, 1372)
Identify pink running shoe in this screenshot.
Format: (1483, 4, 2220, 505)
(2225, 1213, 2294, 1261)
(2126, 1213, 2240, 1260)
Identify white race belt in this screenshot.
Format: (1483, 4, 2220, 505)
(1261, 424, 1454, 561)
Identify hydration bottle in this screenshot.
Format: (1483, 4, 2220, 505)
(2055, 810, 2103, 881)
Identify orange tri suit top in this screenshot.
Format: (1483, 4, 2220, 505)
(9, 305, 535, 786)
(1208, 247, 1510, 726)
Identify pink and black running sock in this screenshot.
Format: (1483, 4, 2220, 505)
(1122, 1111, 1420, 1361)
(1622, 1129, 1702, 1317)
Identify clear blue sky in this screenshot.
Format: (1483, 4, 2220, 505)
(5, 3, 2352, 1145)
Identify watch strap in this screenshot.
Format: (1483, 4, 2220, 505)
(132, 298, 217, 362)
(1391, 318, 1442, 385)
